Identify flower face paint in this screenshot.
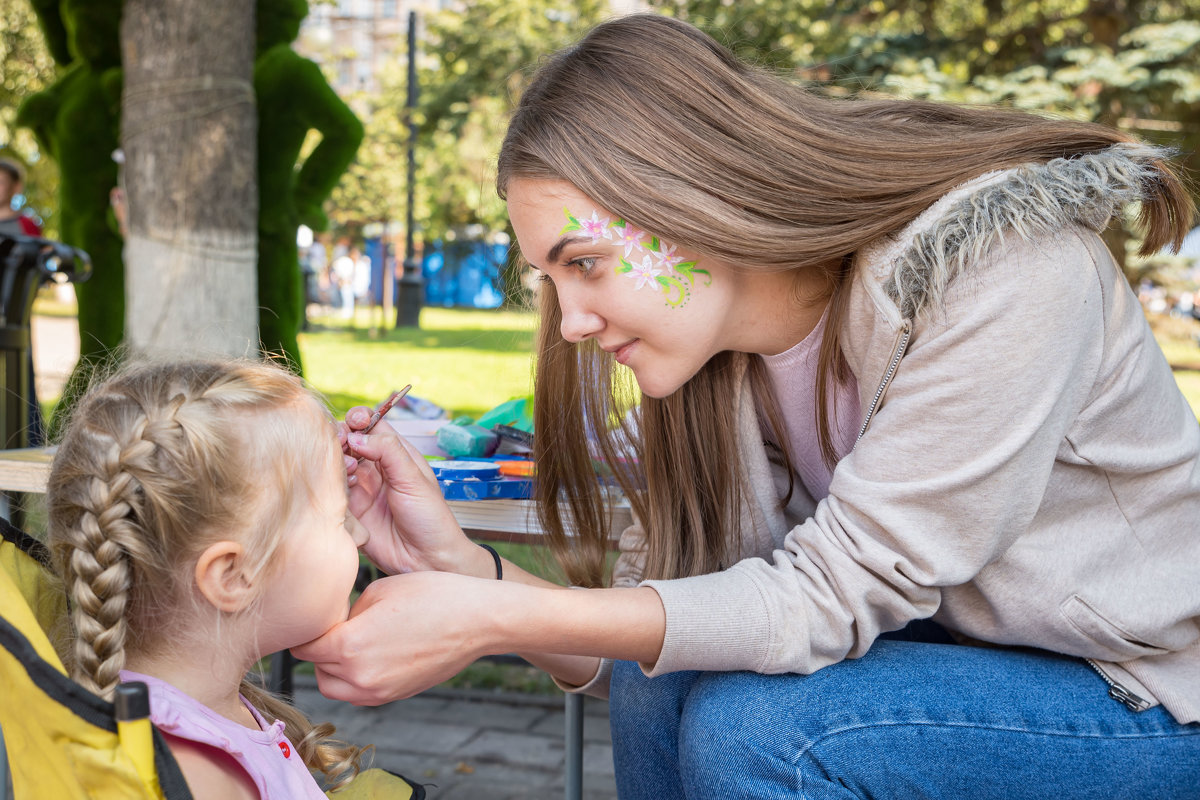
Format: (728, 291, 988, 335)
(577, 210, 613, 243)
(560, 209, 712, 307)
(507, 178, 752, 398)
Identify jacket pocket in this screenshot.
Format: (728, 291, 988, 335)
(1059, 595, 1171, 661)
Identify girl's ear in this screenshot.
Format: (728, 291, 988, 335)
(194, 541, 257, 612)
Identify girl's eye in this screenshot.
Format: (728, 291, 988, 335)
(567, 256, 598, 275)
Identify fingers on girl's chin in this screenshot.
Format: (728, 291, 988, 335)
(313, 673, 353, 701)
(316, 673, 376, 705)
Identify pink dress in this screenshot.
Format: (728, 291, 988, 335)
(119, 670, 327, 799)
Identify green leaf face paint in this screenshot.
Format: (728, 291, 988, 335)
(561, 208, 712, 307)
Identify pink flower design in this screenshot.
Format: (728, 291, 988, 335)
(579, 211, 613, 243)
(613, 223, 648, 257)
(626, 255, 662, 291)
(654, 242, 684, 273)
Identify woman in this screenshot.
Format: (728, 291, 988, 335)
(297, 14, 1200, 797)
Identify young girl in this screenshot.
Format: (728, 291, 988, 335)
(47, 358, 369, 798)
(298, 14, 1200, 797)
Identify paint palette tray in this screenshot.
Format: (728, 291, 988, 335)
(430, 460, 533, 501)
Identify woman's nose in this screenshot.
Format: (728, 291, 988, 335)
(558, 291, 605, 343)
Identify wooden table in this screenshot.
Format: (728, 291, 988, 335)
(0, 447, 53, 493)
(1, 447, 632, 541)
(0, 446, 627, 800)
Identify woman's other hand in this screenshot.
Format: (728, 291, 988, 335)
(291, 571, 502, 704)
(292, 569, 668, 704)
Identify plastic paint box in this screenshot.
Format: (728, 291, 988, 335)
(429, 460, 533, 501)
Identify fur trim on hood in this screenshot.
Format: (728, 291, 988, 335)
(879, 143, 1169, 321)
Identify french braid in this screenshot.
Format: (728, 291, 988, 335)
(51, 373, 223, 694)
(64, 447, 149, 696)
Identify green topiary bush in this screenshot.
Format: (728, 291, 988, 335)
(255, 0, 363, 371)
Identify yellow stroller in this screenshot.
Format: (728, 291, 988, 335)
(0, 516, 423, 799)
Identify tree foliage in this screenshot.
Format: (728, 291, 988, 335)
(324, 0, 1199, 289)
(327, 61, 412, 237)
(646, 0, 1200, 275)
(651, 0, 1200, 202)
(329, 0, 606, 244)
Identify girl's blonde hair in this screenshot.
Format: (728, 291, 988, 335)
(497, 14, 1195, 588)
(46, 358, 366, 786)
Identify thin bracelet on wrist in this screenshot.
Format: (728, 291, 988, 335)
(478, 542, 503, 581)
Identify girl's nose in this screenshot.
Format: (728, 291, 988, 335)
(558, 291, 605, 343)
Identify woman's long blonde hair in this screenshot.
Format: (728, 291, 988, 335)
(498, 13, 1194, 588)
(46, 358, 366, 787)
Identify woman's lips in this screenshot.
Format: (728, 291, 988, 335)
(614, 340, 637, 365)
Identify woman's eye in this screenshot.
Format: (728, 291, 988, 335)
(567, 256, 598, 275)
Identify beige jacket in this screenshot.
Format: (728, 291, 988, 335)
(574, 144, 1200, 725)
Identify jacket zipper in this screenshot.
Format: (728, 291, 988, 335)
(1083, 658, 1152, 712)
(855, 321, 912, 444)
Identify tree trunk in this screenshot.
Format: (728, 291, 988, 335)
(120, 1, 258, 358)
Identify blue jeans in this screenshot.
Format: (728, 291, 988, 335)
(609, 625, 1200, 799)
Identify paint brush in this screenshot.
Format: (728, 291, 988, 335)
(362, 385, 412, 434)
(353, 384, 412, 462)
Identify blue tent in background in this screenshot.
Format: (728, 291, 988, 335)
(422, 238, 508, 309)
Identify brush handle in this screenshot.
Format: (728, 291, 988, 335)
(361, 384, 412, 435)
(353, 384, 413, 464)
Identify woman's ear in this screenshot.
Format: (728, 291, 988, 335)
(194, 541, 256, 613)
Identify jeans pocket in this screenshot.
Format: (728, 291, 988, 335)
(1059, 595, 1171, 661)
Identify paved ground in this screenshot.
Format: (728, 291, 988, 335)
(294, 675, 618, 800)
(31, 310, 620, 800)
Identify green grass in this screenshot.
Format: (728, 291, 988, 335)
(300, 307, 537, 419)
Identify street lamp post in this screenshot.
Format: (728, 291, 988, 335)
(396, 8, 423, 328)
